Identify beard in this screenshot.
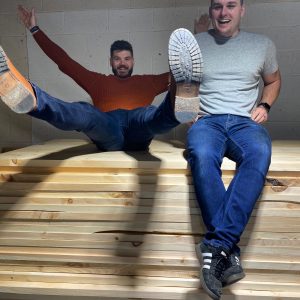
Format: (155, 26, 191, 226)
(112, 66, 133, 78)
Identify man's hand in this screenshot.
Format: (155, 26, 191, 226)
(18, 5, 37, 30)
(194, 14, 210, 34)
(251, 106, 269, 124)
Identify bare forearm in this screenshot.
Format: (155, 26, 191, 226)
(260, 70, 281, 107)
(251, 70, 281, 123)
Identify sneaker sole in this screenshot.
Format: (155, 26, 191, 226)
(195, 243, 202, 263)
(168, 28, 203, 123)
(223, 271, 245, 287)
(0, 46, 35, 113)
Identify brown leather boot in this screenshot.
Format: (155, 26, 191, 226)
(0, 46, 36, 113)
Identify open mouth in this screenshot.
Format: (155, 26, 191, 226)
(218, 19, 231, 24)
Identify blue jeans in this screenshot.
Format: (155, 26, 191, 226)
(187, 114, 271, 253)
(29, 84, 179, 151)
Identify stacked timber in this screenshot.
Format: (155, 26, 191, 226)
(0, 139, 299, 300)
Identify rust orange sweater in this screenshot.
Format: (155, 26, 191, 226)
(33, 30, 169, 112)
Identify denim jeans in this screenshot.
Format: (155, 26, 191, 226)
(187, 114, 272, 253)
(29, 83, 179, 151)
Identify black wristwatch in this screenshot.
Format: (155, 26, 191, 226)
(258, 102, 271, 113)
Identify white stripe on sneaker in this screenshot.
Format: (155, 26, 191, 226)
(202, 252, 212, 257)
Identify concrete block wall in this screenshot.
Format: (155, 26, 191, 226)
(0, 0, 299, 149)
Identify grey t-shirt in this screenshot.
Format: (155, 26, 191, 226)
(195, 30, 278, 117)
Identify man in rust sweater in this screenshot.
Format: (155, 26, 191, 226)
(0, 6, 203, 151)
(28, 28, 170, 113)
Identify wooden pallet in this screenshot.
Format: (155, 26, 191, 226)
(0, 139, 299, 300)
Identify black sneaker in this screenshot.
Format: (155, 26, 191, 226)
(221, 253, 245, 286)
(195, 242, 229, 300)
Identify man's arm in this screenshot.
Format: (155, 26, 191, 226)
(18, 5, 97, 93)
(251, 69, 281, 124)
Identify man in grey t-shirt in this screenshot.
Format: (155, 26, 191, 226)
(189, 1, 281, 299)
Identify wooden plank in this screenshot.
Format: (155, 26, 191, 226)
(0, 234, 299, 259)
(0, 280, 299, 299)
(0, 139, 299, 172)
(0, 172, 193, 184)
(1, 186, 300, 201)
(0, 218, 299, 234)
(1, 188, 300, 205)
(0, 262, 297, 286)
(0, 246, 299, 271)
(0, 272, 299, 293)
(0, 230, 298, 248)
(0, 200, 298, 215)
(8, 172, 298, 189)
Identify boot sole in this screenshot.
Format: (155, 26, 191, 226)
(0, 46, 35, 113)
(168, 28, 203, 85)
(168, 28, 203, 123)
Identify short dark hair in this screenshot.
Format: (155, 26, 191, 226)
(110, 40, 133, 57)
(211, 0, 244, 4)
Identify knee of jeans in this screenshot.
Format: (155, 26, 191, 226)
(251, 145, 272, 175)
(247, 141, 272, 162)
(188, 146, 220, 170)
(240, 143, 271, 175)
(250, 126, 272, 156)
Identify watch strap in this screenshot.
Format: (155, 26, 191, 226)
(258, 102, 271, 112)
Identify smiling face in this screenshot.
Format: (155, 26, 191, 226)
(110, 50, 134, 78)
(209, 0, 245, 38)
